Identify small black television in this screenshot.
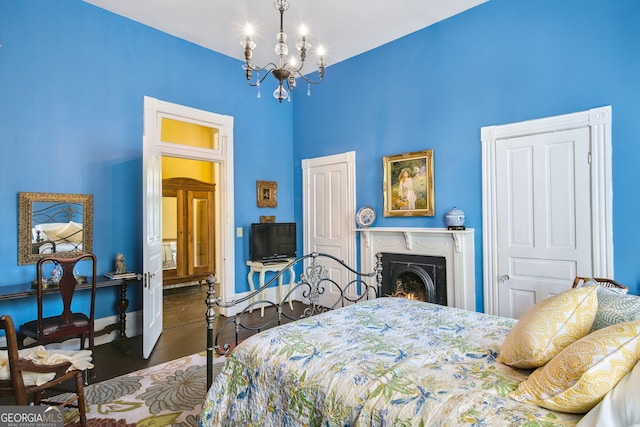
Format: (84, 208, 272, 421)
(250, 222, 297, 262)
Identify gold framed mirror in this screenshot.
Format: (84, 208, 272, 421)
(18, 192, 94, 265)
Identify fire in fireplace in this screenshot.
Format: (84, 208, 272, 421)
(380, 252, 447, 305)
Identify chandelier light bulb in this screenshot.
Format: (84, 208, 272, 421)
(316, 46, 326, 68)
(241, 25, 255, 57)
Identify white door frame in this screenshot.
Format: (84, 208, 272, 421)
(142, 97, 235, 357)
(481, 106, 613, 315)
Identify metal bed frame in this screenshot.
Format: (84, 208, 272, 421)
(203, 252, 383, 388)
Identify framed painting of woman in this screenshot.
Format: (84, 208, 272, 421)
(383, 149, 434, 217)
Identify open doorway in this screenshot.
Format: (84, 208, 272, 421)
(142, 96, 234, 357)
(161, 157, 218, 329)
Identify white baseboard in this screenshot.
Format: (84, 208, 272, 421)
(0, 311, 144, 349)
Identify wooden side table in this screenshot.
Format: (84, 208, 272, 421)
(246, 260, 295, 317)
(0, 276, 141, 355)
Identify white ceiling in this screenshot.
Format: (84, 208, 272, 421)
(84, 0, 487, 69)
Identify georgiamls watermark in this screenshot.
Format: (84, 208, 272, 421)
(0, 406, 64, 427)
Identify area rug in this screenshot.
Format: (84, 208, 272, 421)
(60, 351, 226, 427)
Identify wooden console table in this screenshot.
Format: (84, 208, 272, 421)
(0, 275, 141, 355)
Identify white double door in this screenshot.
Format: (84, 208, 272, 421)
(495, 127, 592, 318)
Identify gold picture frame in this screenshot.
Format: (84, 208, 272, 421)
(260, 215, 276, 223)
(18, 192, 94, 265)
(383, 149, 434, 217)
(256, 180, 277, 208)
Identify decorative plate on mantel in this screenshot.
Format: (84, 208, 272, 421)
(356, 206, 376, 228)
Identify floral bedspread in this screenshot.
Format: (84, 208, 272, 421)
(199, 298, 581, 426)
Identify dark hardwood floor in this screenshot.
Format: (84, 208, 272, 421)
(0, 283, 307, 407)
(88, 284, 208, 384)
(0, 285, 313, 407)
(0, 286, 212, 404)
(92, 283, 307, 384)
(91, 322, 204, 384)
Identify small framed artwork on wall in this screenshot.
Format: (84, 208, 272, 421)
(256, 180, 277, 208)
(383, 149, 434, 217)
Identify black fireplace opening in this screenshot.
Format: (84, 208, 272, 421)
(380, 252, 447, 306)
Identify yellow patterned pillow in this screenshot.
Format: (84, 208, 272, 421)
(497, 286, 598, 368)
(509, 320, 640, 413)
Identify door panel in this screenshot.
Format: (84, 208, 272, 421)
(188, 189, 214, 276)
(309, 167, 346, 305)
(510, 289, 536, 316)
(510, 257, 577, 280)
(302, 152, 356, 307)
(191, 193, 212, 268)
(496, 127, 591, 318)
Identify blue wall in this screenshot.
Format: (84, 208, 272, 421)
(293, 0, 640, 307)
(1, 0, 639, 328)
(0, 1, 295, 327)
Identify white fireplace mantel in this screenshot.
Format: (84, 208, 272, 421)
(359, 227, 476, 311)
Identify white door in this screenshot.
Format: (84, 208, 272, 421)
(481, 106, 614, 317)
(302, 152, 356, 307)
(142, 105, 163, 358)
(496, 128, 591, 318)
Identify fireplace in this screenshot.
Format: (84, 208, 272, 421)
(381, 253, 447, 305)
(359, 227, 475, 311)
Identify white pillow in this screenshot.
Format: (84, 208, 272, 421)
(35, 222, 83, 243)
(34, 222, 67, 238)
(577, 359, 640, 426)
(55, 221, 83, 243)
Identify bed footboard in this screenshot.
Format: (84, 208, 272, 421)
(204, 252, 383, 389)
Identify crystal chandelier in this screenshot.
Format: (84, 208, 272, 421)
(241, 0, 326, 103)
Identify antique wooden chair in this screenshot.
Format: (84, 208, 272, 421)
(18, 254, 97, 359)
(572, 276, 628, 291)
(0, 314, 88, 426)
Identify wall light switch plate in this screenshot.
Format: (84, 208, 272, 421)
(236, 227, 243, 237)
